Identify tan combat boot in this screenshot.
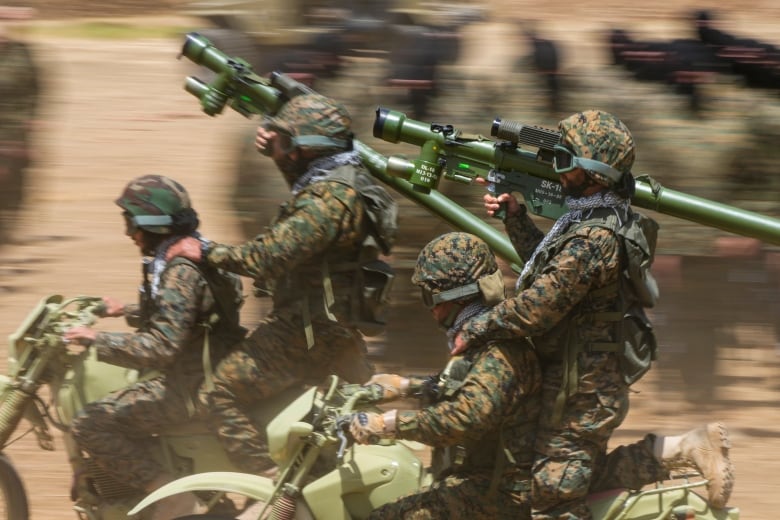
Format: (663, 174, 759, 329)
(658, 422, 735, 509)
(145, 474, 207, 520)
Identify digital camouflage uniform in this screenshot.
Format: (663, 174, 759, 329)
(0, 33, 39, 241)
(70, 262, 238, 487)
(459, 111, 659, 519)
(71, 176, 244, 490)
(368, 232, 542, 519)
(201, 94, 389, 473)
(370, 344, 542, 520)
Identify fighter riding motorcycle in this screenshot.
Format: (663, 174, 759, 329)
(0, 294, 741, 519)
(0, 294, 307, 520)
(134, 377, 742, 520)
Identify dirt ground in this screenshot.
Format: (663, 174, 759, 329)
(0, 2, 779, 519)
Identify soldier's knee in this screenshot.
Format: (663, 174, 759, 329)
(532, 457, 592, 511)
(70, 407, 106, 446)
(70, 412, 87, 443)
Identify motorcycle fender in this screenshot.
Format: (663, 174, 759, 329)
(127, 471, 275, 516)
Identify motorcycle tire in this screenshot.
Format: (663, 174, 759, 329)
(0, 453, 28, 520)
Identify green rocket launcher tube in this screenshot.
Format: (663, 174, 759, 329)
(180, 32, 289, 116)
(178, 32, 780, 259)
(178, 32, 524, 266)
(374, 107, 780, 246)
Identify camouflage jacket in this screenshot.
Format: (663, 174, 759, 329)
(94, 260, 230, 394)
(0, 39, 39, 141)
(459, 210, 623, 392)
(396, 340, 541, 490)
(205, 163, 370, 324)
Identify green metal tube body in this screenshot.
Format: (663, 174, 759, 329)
(354, 141, 524, 266)
(181, 32, 286, 116)
(178, 32, 526, 265)
(374, 108, 559, 182)
(374, 108, 780, 246)
(178, 32, 780, 260)
(634, 181, 780, 243)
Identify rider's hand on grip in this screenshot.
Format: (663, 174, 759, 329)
(63, 326, 96, 354)
(349, 411, 397, 444)
(99, 296, 125, 317)
(366, 374, 409, 402)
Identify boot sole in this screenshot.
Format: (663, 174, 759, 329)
(704, 422, 735, 509)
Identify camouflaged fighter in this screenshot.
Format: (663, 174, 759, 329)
(126, 32, 746, 520)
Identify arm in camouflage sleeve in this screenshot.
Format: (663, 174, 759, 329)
(503, 208, 546, 262)
(394, 346, 529, 448)
(204, 184, 357, 281)
(93, 263, 208, 370)
(459, 228, 620, 348)
(123, 303, 142, 329)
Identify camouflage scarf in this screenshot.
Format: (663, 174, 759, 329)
(148, 231, 204, 297)
(291, 150, 362, 195)
(448, 301, 490, 353)
(516, 191, 629, 288)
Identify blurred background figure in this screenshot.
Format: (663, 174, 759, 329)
(606, 26, 724, 115)
(0, 5, 40, 246)
(694, 9, 780, 91)
(521, 25, 563, 114)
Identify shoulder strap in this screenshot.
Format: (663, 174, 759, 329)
(168, 256, 244, 331)
(167, 256, 246, 394)
(325, 166, 398, 255)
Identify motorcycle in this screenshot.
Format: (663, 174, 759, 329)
(132, 375, 742, 520)
(0, 295, 742, 519)
(0, 294, 304, 520)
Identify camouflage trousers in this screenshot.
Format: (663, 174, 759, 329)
(202, 309, 373, 474)
(591, 434, 669, 492)
(70, 374, 199, 488)
(531, 356, 634, 520)
(368, 472, 532, 520)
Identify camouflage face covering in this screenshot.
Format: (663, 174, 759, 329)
(412, 232, 499, 295)
(558, 110, 635, 186)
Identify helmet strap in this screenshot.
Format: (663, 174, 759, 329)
(431, 282, 480, 306)
(132, 214, 173, 227)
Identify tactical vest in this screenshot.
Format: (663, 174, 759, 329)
(416, 352, 534, 496)
(140, 257, 246, 405)
(419, 356, 474, 479)
(269, 164, 398, 343)
(326, 165, 398, 336)
(521, 206, 659, 417)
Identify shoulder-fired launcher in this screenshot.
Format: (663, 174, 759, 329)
(177, 32, 780, 268)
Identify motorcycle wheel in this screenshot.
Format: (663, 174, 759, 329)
(0, 453, 28, 520)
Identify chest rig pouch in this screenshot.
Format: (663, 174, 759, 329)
(421, 357, 473, 478)
(587, 206, 659, 385)
(324, 166, 399, 337)
(537, 207, 659, 421)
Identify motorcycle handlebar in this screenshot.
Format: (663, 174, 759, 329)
(41, 296, 106, 343)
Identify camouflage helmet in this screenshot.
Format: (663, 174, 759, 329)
(412, 232, 504, 307)
(265, 93, 353, 155)
(115, 174, 195, 234)
(558, 109, 635, 187)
